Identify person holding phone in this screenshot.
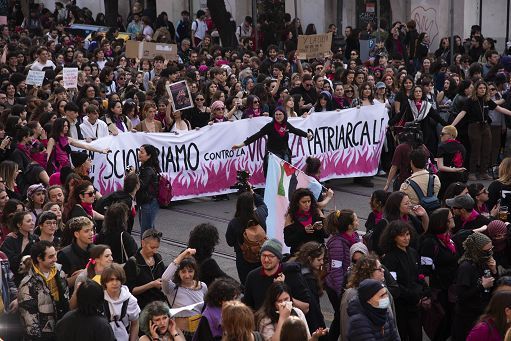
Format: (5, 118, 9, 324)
(284, 188, 326, 256)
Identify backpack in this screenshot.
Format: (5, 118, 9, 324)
(104, 298, 130, 330)
(407, 174, 441, 213)
(176, 19, 191, 43)
(157, 173, 173, 207)
(239, 221, 267, 263)
(363, 218, 387, 252)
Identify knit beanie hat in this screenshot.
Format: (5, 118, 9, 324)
(487, 220, 508, 239)
(350, 242, 369, 260)
(358, 279, 386, 303)
(70, 151, 88, 168)
(260, 238, 283, 260)
(320, 91, 332, 101)
(460, 232, 492, 264)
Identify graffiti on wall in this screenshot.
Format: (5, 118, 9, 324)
(411, 5, 439, 51)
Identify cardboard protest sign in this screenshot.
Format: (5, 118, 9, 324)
(166, 80, 193, 112)
(26, 70, 45, 86)
(296, 32, 333, 59)
(125, 40, 178, 61)
(63, 68, 78, 89)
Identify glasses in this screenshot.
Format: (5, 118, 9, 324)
(82, 190, 96, 197)
(303, 83, 312, 87)
(195, 98, 205, 101)
(440, 132, 449, 136)
(261, 253, 276, 260)
(345, 89, 354, 93)
(215, 107, 225, 110)
(351, 52, 358, 56)
(372, 267, 385, 272)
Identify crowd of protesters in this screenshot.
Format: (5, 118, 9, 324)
(3, 1, 511, 341)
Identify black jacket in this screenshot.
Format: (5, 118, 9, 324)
(243, 121, 308, 157)
(197, 257, 231, 287)
(124, 249, 166, 310)
(57, 241, 91, 277)
(301, 266, 326, 333)
(284, 216, 327, 255)
(55, 310, 115, 341)
(136, 164, 159, 205)
(419, 234, 459, 290)
(0, 232, 38, 285)
(243, 261, 312, 311)
(381, 246, 424, 312)
(346, 297, 401, 341)
(290, 84, 318, 106)
(95, 230, 138, 264)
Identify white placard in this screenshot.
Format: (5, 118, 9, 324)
(63, 68, 79, 89)
(26, 70, 45, 86)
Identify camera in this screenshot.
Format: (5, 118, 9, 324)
(230, 170, 252, 193)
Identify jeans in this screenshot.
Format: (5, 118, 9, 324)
(138, 198, 159, 237)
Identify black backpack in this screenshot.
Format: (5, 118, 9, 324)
(104, 298, 130, 330)
(407, 174, 441, 213)
(176, 19, 191, 43)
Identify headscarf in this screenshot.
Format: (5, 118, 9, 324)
(459, 232, 492, 264)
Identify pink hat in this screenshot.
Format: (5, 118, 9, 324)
(210, 100, 225, 111)
(198, 65, 209, 73)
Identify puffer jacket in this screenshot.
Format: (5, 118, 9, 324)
(325, 233, 359, 296)
(347, 296, 401, 341)
(18, 264, 69, 340)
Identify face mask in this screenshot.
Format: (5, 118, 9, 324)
(378, 297, 390, 309)
(481, 249, 493, 260)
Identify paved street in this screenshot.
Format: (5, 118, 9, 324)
(130, 175, 492, 329)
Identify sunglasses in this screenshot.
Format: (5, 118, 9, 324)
(345, 89, 354, 93)
(82, 190, 96, 197)
(195, 98, 205, 101)
(253, 100, 259, 104)
(215, 107, 225, 110)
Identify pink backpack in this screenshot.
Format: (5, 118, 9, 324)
(157, 173, 173, 207)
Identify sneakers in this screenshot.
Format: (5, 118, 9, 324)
(468, 173, 477, 181)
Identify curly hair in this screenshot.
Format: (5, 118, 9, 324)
(204, 277, 241, 307)
(187, 223, 219, 262)
(295, 241, 325, 295)
(139, 301, 171, 335)
(287, 188, 320, 222)
(63, 179, 93, 222)
(103, 202, 129, 234)
(347, 253, 380, 288)
(325, 209, 356, 234)
(379, 220, 415, 254)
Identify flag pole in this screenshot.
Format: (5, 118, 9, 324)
(268, 152, 330, 192)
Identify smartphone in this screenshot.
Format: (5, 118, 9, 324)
(312, 221, 323, 229)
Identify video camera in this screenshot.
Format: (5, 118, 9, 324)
(397, 122, 423, 145)
(230, 170, 252, 193)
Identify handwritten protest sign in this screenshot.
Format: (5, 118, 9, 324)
(297, 32, 333, 59)
(26, 70, 45, 86)
(63, 68, 78, 89)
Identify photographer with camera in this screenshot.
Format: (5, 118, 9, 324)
(225, 187, 268, 286)
(232, 106, 313, 176)
(384, 122, 432, 192)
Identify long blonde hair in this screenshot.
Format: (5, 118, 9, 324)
(498, 157, 511, 186)
(221, 301, 254, 341)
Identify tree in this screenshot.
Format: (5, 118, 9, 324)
(206, 0, 236, 47)
(104, 0, 118, 28)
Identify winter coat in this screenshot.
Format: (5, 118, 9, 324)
(56, 310, 115, 341)
(136, 164, 159, 205)
(466, 319, 502, 341)
(18, 264, 69, 340)
(0, 232, 39, 284)
(347, 296, 401, 341)
(325, 233, 360, 296)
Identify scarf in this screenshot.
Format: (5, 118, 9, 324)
(408, 98, 432, 122)
(373, 210, 383, 225)
(202, 306, 223, 338)
(80, 202, 94, 217)
(361, 301, 388, 327)
(462, 209, 480, 228)
(274, 121, 287, 137)
(114, 116, 125, 132)
(340, 231, 358, 247)
(296, 210, 312, 227)
(476, 203, 489, 214)
(400, 214, 409, 223)
(436, 232, 456, 254)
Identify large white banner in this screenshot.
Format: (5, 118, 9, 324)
(87, 104, 388, 200)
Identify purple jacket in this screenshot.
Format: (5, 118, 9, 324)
(325, 233, 359, 296)
(466, 320, 502, 341)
